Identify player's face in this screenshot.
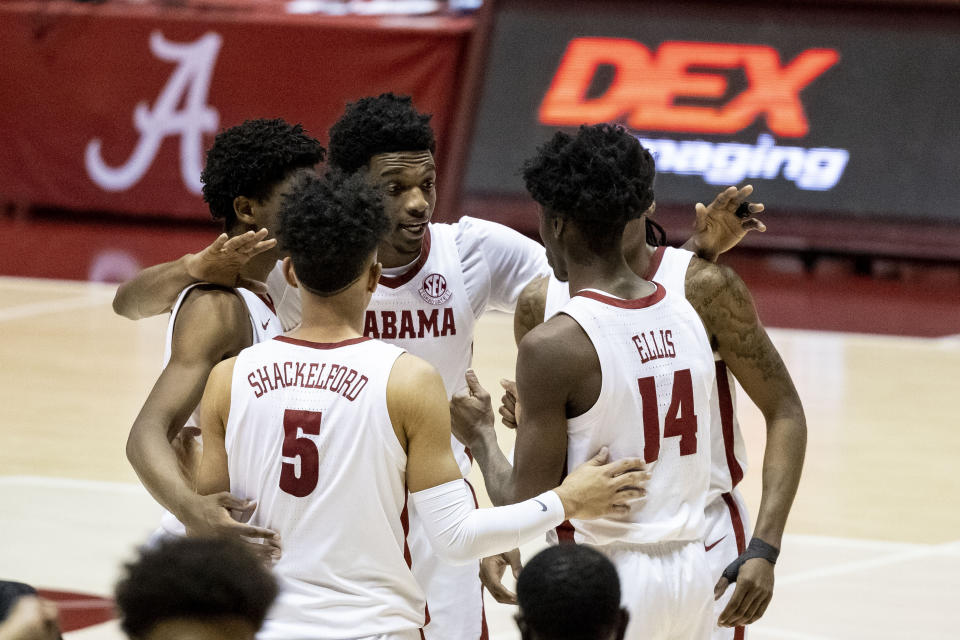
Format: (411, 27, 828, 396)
(537, 206, 569, 282)
(253, 166, 317, 238)
(365, 151, 437, 266)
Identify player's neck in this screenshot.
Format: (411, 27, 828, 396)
(288, 292, 367, 344)
(566, 253, 655, 301)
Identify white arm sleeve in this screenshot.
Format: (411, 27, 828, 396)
(411, 480, 565, 565)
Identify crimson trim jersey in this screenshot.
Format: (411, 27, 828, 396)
(558, 276, 715, 545)
(226, 336, 426, 639)
(544, 247, 749, 503)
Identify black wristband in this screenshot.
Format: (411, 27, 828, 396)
(734, 201, 752, 219)
(720, 537, 780, 583)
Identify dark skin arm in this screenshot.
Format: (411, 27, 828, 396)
(126, 285, 279, 552)
(686, 259, 806, 627)
(112, 230, 275, 320)
(465, 318, 601, 506)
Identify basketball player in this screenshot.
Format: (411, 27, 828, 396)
(449, 125, 806, 640)
(516, 545, 628, 640)
(193, 171, 650, 640)
(509, 188, 773, 637)
(122, 119, 322, 550)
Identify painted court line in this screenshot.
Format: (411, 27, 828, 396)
(778, 540, 959, 585)
(0, 295, 113, 323)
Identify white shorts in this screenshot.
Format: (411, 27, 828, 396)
(406, 481, 486, 640)
(703, 490, 752, 640)
(597, 540, 713, 640)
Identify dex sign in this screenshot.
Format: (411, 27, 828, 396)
(539, 38, 839, 137)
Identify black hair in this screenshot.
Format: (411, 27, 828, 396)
(328, 93, 436, 174)
(201, 118, 325, 229)
(522, 124, 656, 253)
(517, 545, 622, 640)
(114, 538, 277, 639)
(277, 171, 390, 295)
(645, 217, 667, 247)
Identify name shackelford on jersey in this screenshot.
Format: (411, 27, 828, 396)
(247, 361, 370, 402)
(363, 307, 456, 340)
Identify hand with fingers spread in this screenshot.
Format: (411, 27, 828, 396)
(450, 369, 497, 448)
(480, 548, 523, 604)
(690, 185, 766, 262)
(554, 447, 650, 520)
(183, 229, 277, 293)
(181, 492, 282, 563)
(498, 379, 521, 430)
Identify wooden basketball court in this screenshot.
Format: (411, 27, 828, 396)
(2, 275, 958, 639)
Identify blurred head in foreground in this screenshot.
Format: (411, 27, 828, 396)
(516, 544, 628, 640)
(115, 538, 277, 640)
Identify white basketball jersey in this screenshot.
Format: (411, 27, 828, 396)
(544, 247, 748, 504)
(226, 336, 426, 639)
(155, 285, 281, 538)
(645, 248, 749, 504)
(363, 224, 478, 477)
(162, 284, 282, 430)
(559, 279, 715, 545)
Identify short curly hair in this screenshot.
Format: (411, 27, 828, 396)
(517, 544, 622, 640)
(201, 118, 325, 229)
(327, 93, 436, 174)
(277, 171, 390, 295)
(114, 538, 277, 639)
(522, 124, 656, 253)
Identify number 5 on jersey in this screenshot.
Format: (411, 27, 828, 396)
(637, 369, 698, 463)
(280, 409, 322, 497)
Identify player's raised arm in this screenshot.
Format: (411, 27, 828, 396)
(112, 230, 275, 320)
(686, 259, 806, 627)
(391, 353, 647, 565)
(682, 185, 766, 262)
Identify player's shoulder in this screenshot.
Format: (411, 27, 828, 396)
(178, 284, 247, 321)
(519, 311, 591, 367)
(388, 352, 443, 389)
(171, 285, 250, 356)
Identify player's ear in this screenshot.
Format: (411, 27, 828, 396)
(615, 608, 629, 640)
(234, 195, 257, 229)
(367, 258, 382, 293)
(552, 214, 565, 239)
(282, 256, 299, 288)
(514, 614, 530, 640)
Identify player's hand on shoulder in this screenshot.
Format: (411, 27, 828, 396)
(691, 184, 766, 262)
(182, 493, 282, 564)
(716, 557, 775, 627)
(184, 229, 275, 293)
(449, 370, 495, 448)
(554, 447, 650, 520)
(479, 548, 523, 605)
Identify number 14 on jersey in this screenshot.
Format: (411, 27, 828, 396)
(637, 368, 698, 463)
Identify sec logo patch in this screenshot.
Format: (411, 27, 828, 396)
(419, 273, 453, 305)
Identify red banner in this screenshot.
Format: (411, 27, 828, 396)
(0, 1, 472, 220)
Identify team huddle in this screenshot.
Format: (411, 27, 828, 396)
(114, 94, 806, 640)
